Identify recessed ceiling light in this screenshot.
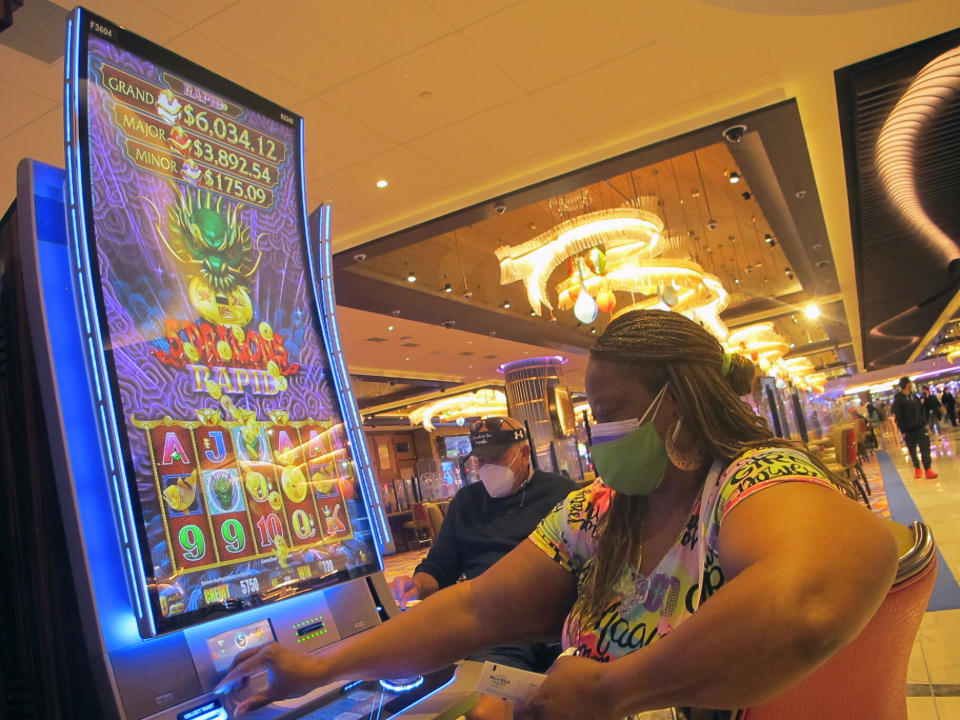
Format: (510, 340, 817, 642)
(405, 357, 410, 361)
(503, 300, 511, 309)
(729, 172, 742, 184)
(804, 304, 821, 320)
(443, 283, 453, 293)
(407, 271, 416, 283)
(418, 91, 433, 99)
(376, 179, 389, 188)
(387, 325, 395, 331)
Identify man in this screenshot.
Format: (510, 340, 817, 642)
(921, 386, 944, 437)
(892, 377, 937, 479)
(941, 386, 957, 427)
(391, 416, 575, 720)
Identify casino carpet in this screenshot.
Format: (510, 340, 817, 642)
(876, 450, 960, 612)
(383, 548, 430, 586)
(860, 454, 891, 519)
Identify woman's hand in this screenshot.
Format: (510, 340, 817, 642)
(515, 656, 623, 720)
(215, 642, 327, 716)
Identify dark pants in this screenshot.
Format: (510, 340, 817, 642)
(903, 428, 932, 470)
(946, 404, 957, 426)
(466, 642, 561, 673)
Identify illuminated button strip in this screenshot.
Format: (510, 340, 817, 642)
(293, 616, 327, 643)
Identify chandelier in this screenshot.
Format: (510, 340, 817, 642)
(496, 197, 729, 337)
(408, 389, 507, 432)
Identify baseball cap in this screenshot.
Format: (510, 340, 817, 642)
(468, 417, 527, 458)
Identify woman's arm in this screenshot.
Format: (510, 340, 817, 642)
(219, 540, 576, 715)
(521, 482, 898, 719)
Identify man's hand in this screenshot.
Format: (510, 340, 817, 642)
(391, 575, 420, 609)
(391, 572, 440, 609)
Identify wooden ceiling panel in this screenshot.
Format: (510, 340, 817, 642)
(350, 142, 799, 333)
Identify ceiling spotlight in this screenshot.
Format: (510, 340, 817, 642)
(463, 291, 473, 299)
(407, 271, 416, 283)
(376, 179, 389, 188)
(591, 328, 597, 334)
(387, 325, 395, 331)
(741, 191, 752, 201)
(502, 300, 511, 309)
(530, 310, 537, 316)
(729, 172, 742, 184)
(765, 233, 777, 248)
(804, 303, 821, 320)
(443, 283, 453, 293)
(784, 266, 794, 279)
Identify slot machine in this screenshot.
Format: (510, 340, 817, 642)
(0, 7, 483, 719)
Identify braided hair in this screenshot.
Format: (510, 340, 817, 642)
(569, 309, 855, 640)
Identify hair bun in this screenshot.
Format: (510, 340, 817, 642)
(724, 352, 756, 396)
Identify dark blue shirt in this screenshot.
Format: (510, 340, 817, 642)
(415, 469, 576, 587)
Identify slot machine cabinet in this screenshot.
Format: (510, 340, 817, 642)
(0, 8, 482, 720)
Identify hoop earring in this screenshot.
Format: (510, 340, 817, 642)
(666, 418, 706, 471)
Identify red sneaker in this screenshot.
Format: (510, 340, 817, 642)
(914, 467, 923, 479)
(925, 468, 938, 479)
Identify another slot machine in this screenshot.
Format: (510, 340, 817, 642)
(0, 7, 482, 720)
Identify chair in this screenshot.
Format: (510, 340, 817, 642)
(423, 501, 444, 539)
(742, 521, 937, 720)
(404, 502, 434, 548)
(815, 424, 871, 508)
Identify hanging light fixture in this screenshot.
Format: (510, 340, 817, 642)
(574, 288, 599, 324)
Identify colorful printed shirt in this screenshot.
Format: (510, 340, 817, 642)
(530, 446, 840, 664)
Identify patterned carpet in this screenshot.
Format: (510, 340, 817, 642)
(383, 548, 430, 585)
(861, 453, 891, 519)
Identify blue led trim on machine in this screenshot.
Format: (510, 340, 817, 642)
(317, 206, 390, 550)
(379, 676, 425, 693)
(298, 124, 391, 556)
(317, 207, 390, 551)
(64, 8, 153, 632)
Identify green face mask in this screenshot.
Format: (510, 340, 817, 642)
(590, 384, 670, 496)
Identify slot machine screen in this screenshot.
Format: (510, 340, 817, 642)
(71, 11, 378, 635)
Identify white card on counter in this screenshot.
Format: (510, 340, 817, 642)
(474, 662, 545, 704)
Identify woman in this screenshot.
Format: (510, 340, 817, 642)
(218, 310, 897, 719)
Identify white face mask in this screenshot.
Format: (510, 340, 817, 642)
(478, 451, 520, 498)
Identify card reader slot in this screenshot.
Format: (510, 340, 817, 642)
(296, 620, 326, 637)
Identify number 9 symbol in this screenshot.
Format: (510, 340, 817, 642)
(178, 524, 207, 561)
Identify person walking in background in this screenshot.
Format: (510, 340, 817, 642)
(921, 386, 944, 437)
(941, 386, 957, 427)
(892, 377, 937, 479)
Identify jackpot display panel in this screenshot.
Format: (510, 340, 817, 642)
(65, 9, 391, 637)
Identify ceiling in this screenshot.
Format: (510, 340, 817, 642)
(333, 99, 854, 381)
(3, 0, 960, 395)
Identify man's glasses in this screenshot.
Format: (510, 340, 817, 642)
(471, 417, 507, 434)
